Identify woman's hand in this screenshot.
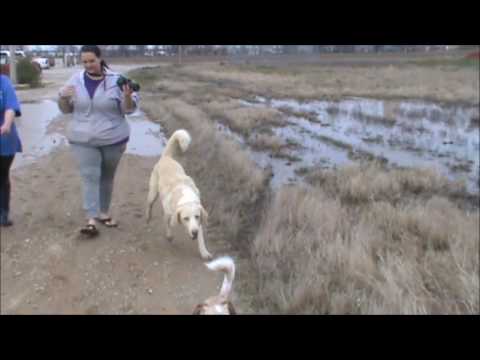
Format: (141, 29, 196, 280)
(122, 83, 133, 97)
(60, 85, 76, 99)
(0, 123, 12, 135)
(122, 83, 136, 113)
(0, 109, 15, 135)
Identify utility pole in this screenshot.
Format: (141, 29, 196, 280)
(9, 45, 17, 84)
(178, 45, 183, 65)
(61, 45, 67, 67)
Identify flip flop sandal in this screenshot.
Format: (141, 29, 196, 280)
(80, 224, 99, 237)
(96, 217, 118, 228)
(0, 214, 13, 227)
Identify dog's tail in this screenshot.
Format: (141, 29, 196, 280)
(162, 129, 191, 159)
(205, 256, 235, 300)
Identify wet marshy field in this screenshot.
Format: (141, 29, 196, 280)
(216, 96, 479, 194)
(13, 95, 480, 195)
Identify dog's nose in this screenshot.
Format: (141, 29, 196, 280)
(192, 230, 198, 239)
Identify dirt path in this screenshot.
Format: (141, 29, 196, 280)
(1, 63, 255, 314)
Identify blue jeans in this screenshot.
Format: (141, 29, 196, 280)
(70, 142, 126, 219)
(0, 155, 15, 222)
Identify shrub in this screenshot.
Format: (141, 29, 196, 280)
(16, 58, 41, 87)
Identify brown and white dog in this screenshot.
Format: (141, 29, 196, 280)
(193, 256, 237, 315)
(146, 129, 212, 260)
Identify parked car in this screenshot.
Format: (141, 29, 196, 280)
(1, 50, 26, 63)
(1, 50, 26, 58)
(32, 57, 50, 69)
(0, 50, 41, 76)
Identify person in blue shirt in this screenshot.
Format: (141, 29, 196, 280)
(0, 74, 22, 227)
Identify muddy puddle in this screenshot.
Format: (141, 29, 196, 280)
(124, 110, 166, 156)
(11, 100, 66, 169)
(11, 100, 166, 169)
(218, 96, 480, 193)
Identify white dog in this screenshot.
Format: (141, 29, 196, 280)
(193, 256, 237, 315)
(146, 129, 212, 260)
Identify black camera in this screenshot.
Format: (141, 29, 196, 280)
(117, 75, 140, 92)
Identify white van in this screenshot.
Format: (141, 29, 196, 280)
(32, 57, 50, 69)
(0, 50, 26, 59)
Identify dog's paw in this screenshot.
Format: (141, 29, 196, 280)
(166, 234, 174, 243)
(201, 252, 214, 261)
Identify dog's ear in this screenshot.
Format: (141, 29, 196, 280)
(193, 303, 204, 315)
(200, 206, 209, 225)
(175, 208, 182, 226)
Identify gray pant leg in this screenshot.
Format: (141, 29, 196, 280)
(99, 142, 126, 214)
(70, 144, 102, 219)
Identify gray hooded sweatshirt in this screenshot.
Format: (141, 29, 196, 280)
(58, 69, 139, 146)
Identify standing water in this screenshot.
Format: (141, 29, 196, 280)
(220, 96, 480, 193)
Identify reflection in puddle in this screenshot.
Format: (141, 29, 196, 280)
(222, 96, 480, 193)
(125, 110, 165, 157)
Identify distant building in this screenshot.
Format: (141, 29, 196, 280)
(354, 45, 376, 53)
(296, 46, 316, 54)
(23, 45, 59, 57)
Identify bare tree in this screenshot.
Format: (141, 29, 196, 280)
(119, 45, 128, 57)
(137, 45, 146, 56)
